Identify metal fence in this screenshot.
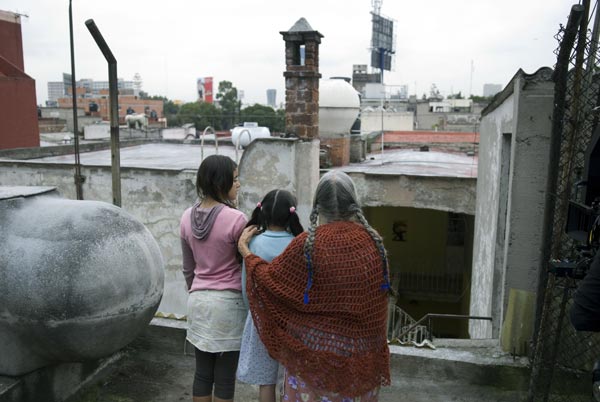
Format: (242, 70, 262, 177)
(528, 2, 600, 401)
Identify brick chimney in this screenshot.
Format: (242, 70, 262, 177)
(280, 18, 323, 140)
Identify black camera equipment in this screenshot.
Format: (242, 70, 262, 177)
(550, 123, 600, 278)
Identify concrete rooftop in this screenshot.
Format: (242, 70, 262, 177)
(63, 321, 528, 402)
(8, 142, 478, 178)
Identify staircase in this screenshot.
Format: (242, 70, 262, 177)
(387, 298, 430, 345)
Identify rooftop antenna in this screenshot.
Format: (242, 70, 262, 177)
(469, 60, 475, 97)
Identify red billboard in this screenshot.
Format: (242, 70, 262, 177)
(197, 77, 214, 104)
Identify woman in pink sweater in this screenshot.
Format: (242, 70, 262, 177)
(180, 155, 248, 402)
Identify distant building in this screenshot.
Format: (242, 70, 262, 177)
(47, 76, 136, 104)
(390, 85, 408, 100)
(266, 89, 277, 108)
(483, 83, 502, 97)
(57, 94, 163, 124)
(47, 81, 65, 102)
(351, 64, 381, 97)
(415, 98, 484, 132)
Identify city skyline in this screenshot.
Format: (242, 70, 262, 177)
(4, 0, 577, 105)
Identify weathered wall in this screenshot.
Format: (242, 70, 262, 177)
(347, 173, 476, 215)
(0, 138, 321, 318)
(237, 137, 320, 229)
(469, 93, 514, 338)
(0, 139, 472, 319)
(469, 68, 554, 338)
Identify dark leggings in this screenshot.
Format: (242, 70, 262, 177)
(193, 348, 239, 399)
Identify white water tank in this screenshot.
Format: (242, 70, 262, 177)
(319, 78, 360, 138)
(231, 122, 271, 147)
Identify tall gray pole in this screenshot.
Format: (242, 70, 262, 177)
(69, 0, 84, 200)
(85, 19, 121, 207)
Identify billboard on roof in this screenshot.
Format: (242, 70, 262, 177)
(370, 13, 395, 72)
(197, 77, 214, 103)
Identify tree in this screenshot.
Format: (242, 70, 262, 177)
(447, 91, 464, 99)
(240, 104, 285, 133)
(216, 81, 241, 130)
(469, 94, 495, 104)
(275, 108, 285, 133)
(178, 102, 222, 130)
(163, 100, 181, 127)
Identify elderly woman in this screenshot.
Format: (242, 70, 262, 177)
(238, 170, 391, 401)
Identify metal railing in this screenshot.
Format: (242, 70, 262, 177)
(396, 271, 464, 298)
(200, 126, 217, 162)
(394, 313, 492, 343)
(387, 303, 429, 344)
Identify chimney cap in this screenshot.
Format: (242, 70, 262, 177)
(281, 18, 323, 38)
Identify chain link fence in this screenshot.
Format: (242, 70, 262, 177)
(528, 2, 600, 401)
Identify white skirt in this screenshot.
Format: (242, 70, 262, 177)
(186, 289, 247, 353)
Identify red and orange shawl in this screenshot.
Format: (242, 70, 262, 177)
(244, 221, 391, 397)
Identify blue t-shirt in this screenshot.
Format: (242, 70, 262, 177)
(241, 230, 295, 308)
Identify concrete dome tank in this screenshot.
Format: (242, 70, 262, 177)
(0, 188, 165, 376)
(318, 78, 360, 138)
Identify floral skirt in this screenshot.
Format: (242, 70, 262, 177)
(282, 369, 379, 402)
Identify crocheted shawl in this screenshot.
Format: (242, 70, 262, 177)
(244, 221, 391, 396)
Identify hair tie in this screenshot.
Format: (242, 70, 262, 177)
(257, 202, 262, 209)
(289, 206, 296, 214)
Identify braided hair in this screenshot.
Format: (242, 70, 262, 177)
(246, 189, 304, 236)
(302, 170, 393, 303)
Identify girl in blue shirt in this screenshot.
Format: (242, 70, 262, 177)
(237, 189, 304, 402)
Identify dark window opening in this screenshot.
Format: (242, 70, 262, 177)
(292, 43, 306, 66)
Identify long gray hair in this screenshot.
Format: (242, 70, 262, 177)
(302, 170, 392, 303)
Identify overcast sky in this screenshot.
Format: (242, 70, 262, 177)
(4, 0, 583, 105)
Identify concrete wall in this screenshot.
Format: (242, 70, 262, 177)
(347, 173, 476, 215)
(237, 137, 320, 229)
(469, 68, 554, 338)
(0, 138, 321, 318)
(0, 139, 474, 319)
(361, 110, 414, 133)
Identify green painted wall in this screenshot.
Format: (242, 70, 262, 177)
(364, 206, 474, 338)
(364, 206, 448, 274)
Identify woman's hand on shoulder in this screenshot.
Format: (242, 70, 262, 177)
(238, 225, 259, 258)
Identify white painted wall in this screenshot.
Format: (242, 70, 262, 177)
(361, 110, 414, 133)
(469, 68, 554, 338)
(84, 123, 111, 139)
